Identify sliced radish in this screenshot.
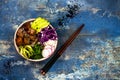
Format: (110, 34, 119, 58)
(42, 46, 52, 58)
(42, 40, 57, 58)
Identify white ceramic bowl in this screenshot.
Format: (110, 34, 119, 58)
(14, 19, 58, 62)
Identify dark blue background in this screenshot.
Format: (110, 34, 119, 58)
(0, 0, 120, 80)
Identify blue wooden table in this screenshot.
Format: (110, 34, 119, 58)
(0, 0, 120, 80)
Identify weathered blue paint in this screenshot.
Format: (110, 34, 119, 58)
(0, 0, 120, 80)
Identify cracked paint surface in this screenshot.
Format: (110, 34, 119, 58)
(0, 0, 120, 80)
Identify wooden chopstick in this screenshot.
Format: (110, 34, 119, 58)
(40, 24, 85, 75)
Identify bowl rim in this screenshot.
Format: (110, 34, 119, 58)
(14, 18, 58, 62)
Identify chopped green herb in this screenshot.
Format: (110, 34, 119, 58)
(31, 44, 44, 59)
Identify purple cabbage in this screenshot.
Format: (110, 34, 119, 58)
(38, 26, 57, 44)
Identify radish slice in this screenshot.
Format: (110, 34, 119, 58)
(42, 45, 52, 58)
(42, 40, 57, 58)
(44, 40, 57, 47)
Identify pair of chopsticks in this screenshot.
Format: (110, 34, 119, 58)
(40, 24, 85, 75)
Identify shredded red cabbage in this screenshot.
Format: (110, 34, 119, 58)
(38, 26, 57, 44)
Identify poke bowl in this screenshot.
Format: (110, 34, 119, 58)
(14, 17, 58, 62)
